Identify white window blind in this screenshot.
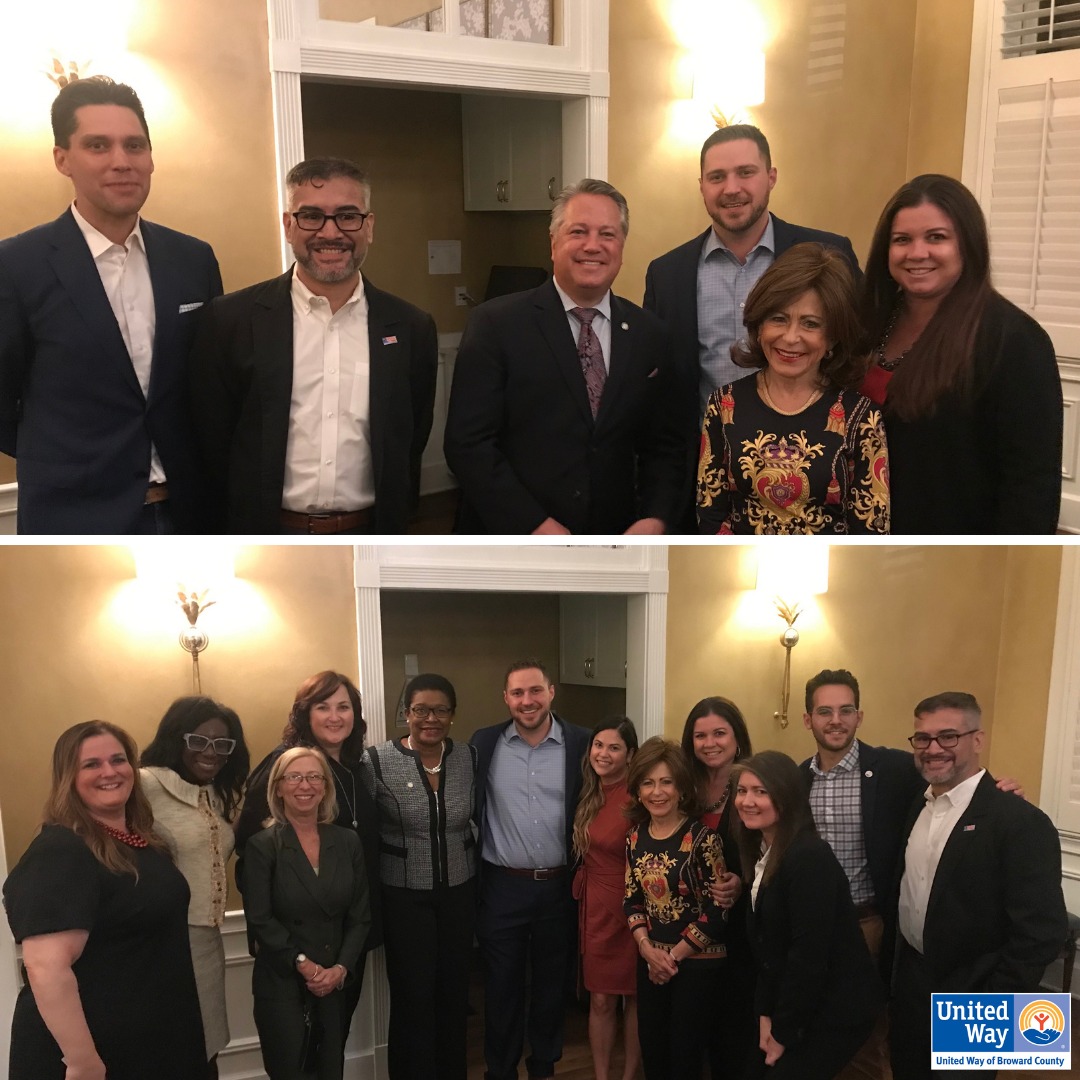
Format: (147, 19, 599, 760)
(1003, 0, 1080, 59)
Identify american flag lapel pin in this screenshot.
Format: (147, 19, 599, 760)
(963, 824, 976, 832)
(382, 335, 398, 345)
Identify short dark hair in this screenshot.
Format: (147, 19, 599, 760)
(680, 697, 752, 805)
(285, 157, 371, 204)
(283, 671, 367, 766)
(549, 178, 630, 238)
(625, 737, 702, 825)
(914, 691, 982, 728)
(700, 123, 772, 172)
(804, 669, 860, 714)
(51, 75, 151, 149)
(732, 242, 869, 390)
(404, 673, 457, 713)
(140, 696, 250, 821)
(504, 658, 552, 687)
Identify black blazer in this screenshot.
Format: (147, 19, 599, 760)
(799, 740, 924, 911)
(748, 830, 882, 1051)
(898, 771, 1066, 992)
(470, 713, 592, 867)
(0, 209, 222, 533)
(444, 280, 693, 534)
(188, 270, 438, 534)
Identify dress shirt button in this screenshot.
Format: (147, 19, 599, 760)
(327, 411, 334, 418)
(325, 459, 332, 465)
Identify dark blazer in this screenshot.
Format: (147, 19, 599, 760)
(898, 771, 1066, 992)
(0, 209, 222, 533)
(444, 280, 693, 534)
(470, 713, 592, 866)
(188, 269, 438, 534)
(799, 740, 925, 911)
(748, 830, 882, 1053)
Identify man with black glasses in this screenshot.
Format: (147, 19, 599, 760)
(190, 156, 438, 533)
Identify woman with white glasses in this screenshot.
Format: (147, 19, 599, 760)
(141, 696, 251, 1080)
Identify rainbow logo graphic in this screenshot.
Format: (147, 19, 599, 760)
(1019, 1000, 1067, 1047)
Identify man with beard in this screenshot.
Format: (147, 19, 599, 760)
(189, 157, 437, 533)
(643, 126, 859, 531)
(890, 692, 1064, 1080)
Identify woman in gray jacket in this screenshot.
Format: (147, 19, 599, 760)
(362, 673, 478, 1080)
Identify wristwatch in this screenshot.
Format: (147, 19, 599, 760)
(295, 953, 309, 967)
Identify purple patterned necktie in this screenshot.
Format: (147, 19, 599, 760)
(571, 306, 606, 418)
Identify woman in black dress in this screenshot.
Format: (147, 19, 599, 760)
(4, 721, 205, 1080)
(860, 173, 1062, 533)
(697, 243, 889, 534)
(732, 750, 881, 1079)
(236, 671, 380, 1036)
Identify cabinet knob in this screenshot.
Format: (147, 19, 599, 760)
(585, 657, 595, 679)
(547, 176, 557, 201)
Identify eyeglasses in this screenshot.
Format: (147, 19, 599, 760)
(183, 733, 236, 756)
(813, 706, 859, 718)
(290, 210, 370, 232)
(408, 705, 453, 720)
(907, 730, 978, 750)
(280, 772, 327, 786)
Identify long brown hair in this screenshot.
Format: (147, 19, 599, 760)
(625, 737, 703, 826)
(45, 721, 168, 876)
(572, 717, 639, 859)
(731, 751, 815, 887)
(861, 174, 992, 421)
(679, 697, 753, 807)
(283, 670, 367, 766)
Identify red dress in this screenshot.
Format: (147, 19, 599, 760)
(573, 779, 636, 995)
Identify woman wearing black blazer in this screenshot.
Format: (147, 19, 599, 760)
(244, 746, 371, 1080)
(733, 751, 881, 1079)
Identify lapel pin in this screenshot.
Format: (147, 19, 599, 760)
(963, 824, 976, 831)
(382, 335, 398, 345)
(864, 770, 873, 778)
(621, 321, 629, 330)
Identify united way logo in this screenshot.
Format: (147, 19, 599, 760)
(931, 993, 1071, 1070)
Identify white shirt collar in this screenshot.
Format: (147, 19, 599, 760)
(552, 278, 612, 323)
(923, 767, 986, 808)
(71, 201, 145, 258)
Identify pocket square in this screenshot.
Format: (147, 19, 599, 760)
(647, 367, 659, 378)
(178, 302, 205, 314)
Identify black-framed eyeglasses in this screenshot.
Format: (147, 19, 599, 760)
(907, 730, 978, 750)
(408, 705, 453, 720)
(183, 733, 236, 756)
(291, 210, 370, 232)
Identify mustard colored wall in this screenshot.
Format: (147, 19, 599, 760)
(664, 545, 1062, 801)
(906, 0, 974, 178)
(0, 545, 358, 872)
(302, 81, 553, 335)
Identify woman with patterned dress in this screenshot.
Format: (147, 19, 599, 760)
(571, 717, 640, 1080)
(623, 737, 729, 1080)
(860, 174, 1062, 533)
(5, 721, 206, 1080)
(697, 243, 889, 534)
(140, 696, 250, 1080)
(361, 674, 478, 1080)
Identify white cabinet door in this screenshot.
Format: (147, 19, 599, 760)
(462, 95, 510, 210)
(560, 594, 627, 688)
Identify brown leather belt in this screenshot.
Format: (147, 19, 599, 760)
(280, 508, 373, 534)
(854, 902, 880, 920)
(145, 482, 169, 505)
(486, 862, 566, 881)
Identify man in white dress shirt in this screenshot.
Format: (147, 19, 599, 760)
(190, 157, 438, 534)
(889, 692, 1065, 1080)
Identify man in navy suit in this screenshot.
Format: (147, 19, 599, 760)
(189, 157, 437, 534)
(470, 660, 591, 1080)
(891, 692, 1065, 1080)
(0, 76, 222, 534)
(444, 178, 692, 535)
(644, 125, 860, 531)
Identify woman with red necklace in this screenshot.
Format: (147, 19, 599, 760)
(571, 717, 640, 1080)
(4, 721, 205, 1080)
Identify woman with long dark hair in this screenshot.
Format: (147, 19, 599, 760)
(571, 716, 640, 1080)
(732, 750, 881, 1078)
(140, 696, 250, 1079)
(861, 173, 1062, 532)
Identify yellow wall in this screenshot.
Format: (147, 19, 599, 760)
(664, 545, 1062, 800)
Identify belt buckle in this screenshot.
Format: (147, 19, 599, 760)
(533, 868, 547, 881)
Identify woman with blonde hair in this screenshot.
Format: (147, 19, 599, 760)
(244, 745, 371, 1080)
(4, 720, 205, 1080)
(571, 716, 640, 1080)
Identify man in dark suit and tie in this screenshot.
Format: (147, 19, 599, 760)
(444, 178, 691, 535)
(0, 76, 222, 534)
(189, 157, 438, 534)
(890, 692, 1066, 1080)
(644, 125, 860, 531)
(470, 660, 591, 1080)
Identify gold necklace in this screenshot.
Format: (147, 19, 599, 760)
(648, 814, 687, 841)
(759, 372, 822, 416)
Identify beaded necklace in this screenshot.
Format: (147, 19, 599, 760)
(407, 735, 446, 775)
(96, 820, 149, 848)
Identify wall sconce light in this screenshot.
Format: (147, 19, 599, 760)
(46, 56, 88, 88)
(177, 587, 214, 693)
(755, 545, 829, 727)
(693, 47, 765, 128)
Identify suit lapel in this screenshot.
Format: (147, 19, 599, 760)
(924, 774, 992, 926)
(281, 823, 338, 917)
(859, 740, 879, 845)
(533, 283, 594, 426)
(595, 295, 635, 428)
(144, 222, 177, 403)
(365, 280, 398, 492)
(46, 212, 142, 398)
(253, 272, 298, 494)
